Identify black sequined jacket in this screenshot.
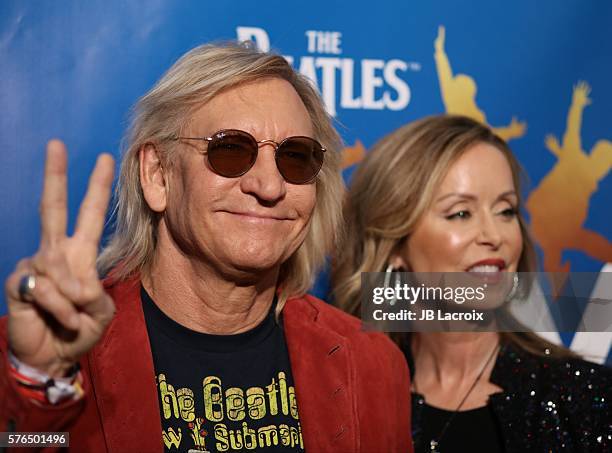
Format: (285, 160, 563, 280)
(407, 341, 612, 452)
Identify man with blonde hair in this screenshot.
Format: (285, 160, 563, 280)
(1, 43, 411, 452)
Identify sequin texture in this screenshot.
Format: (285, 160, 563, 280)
(407, 341, 612, 452)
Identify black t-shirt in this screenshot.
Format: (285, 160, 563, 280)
(414, 400, 505, 453)
(141, 287, 305, 453)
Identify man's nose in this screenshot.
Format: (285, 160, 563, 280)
(239, 143, 286, 204)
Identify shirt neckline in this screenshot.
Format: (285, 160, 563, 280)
(140, 285, 279, 353)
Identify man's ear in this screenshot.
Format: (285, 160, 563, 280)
(139, 143, 167, 213)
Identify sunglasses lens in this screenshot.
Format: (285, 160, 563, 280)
(207, 131, 257, 177)
(276, 137, 325, 184)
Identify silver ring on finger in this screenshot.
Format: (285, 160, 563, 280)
(18, 274, 37, 302)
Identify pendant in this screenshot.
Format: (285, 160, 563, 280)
(430, 439, 439, 452)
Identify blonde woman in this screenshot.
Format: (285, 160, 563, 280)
(332, 115, 611, 452)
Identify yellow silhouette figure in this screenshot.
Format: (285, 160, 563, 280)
(342, 140, 366, 169)
(526, 82, 612, 295)
(434, 26, 527, 141)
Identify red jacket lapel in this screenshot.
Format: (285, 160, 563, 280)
(88, 280, 360, 452)
(90, 278, 163, 453)
(283, 296, 359, 452)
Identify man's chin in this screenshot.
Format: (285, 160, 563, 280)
(217, 252, 287, 280)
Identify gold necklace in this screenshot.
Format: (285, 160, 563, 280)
(414, 344, 500, 453)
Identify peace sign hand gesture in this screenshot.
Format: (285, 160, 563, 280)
(5, 140, 116, 378)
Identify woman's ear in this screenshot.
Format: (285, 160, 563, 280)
(139, 143, 167, 213)
(389, 254, 408, 270)
(389, 241, 411, 271)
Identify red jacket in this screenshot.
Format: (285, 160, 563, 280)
(1, 278, 412, 452)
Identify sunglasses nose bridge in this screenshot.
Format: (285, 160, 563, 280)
(248, 139, 283, 178)
(256, 138, 281, 152)
(254, 139, 292, 182)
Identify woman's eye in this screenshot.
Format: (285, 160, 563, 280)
(446, 210, 471, 220)
(500, 207, 518, 218)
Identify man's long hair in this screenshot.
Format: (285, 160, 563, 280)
(98, 42, 344, 308)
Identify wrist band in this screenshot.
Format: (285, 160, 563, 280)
(7, 350, 83, 404)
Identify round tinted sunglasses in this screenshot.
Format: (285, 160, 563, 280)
(175, 129, 326, 184)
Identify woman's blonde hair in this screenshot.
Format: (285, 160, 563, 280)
(98, 42, 344, 307)
(333, 115, 535, 313)
(332, 115, 572, 357)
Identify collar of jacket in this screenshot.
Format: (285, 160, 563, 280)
(407, 339, 539, 452)
(89, 276, 358, 452)
(404, 334, 523, 393)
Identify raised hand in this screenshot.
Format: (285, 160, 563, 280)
(435, 25, 446, 52)
(508, 116, 527, 138)
(5, 140, 116, 378)
(545, 134, 562, 156)
(572, 81, 592, 107)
